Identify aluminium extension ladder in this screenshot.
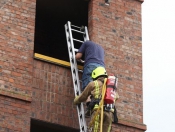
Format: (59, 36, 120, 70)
(64, 21, 89, 132)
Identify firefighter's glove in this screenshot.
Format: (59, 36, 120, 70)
(74, 96, 80, 105)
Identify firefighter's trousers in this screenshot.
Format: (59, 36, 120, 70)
(89, 110, 113, 132)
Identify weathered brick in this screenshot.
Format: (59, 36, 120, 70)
(0, 0, 146, 131)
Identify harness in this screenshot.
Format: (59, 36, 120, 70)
(88, 79, 118, 132)
(87, 80, 114, 113)
(104, 104, 114, 112)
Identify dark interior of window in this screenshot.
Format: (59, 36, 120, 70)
(31, 119, 79, 132)
(34, 0, 89, 66)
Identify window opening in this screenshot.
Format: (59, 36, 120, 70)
(34, 0, 88, 68)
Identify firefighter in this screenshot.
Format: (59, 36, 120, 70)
(75, 41, 105, 90)
(74, 67, 119, 132)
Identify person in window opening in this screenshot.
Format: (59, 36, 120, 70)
(73, 67, 119, 132)
(75, 40, 105, 91)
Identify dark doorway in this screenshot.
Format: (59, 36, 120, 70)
(34, 0, 89, 66)
(31, 119, 79, 132)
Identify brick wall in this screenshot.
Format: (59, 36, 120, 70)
(88, 0, 146, 131)
(31, 60, 79, 128)
(0, 0, 146, 131)
(0, 0, 35, 131)
(0, 0, 35, 95)
(0, 95, 31, 132)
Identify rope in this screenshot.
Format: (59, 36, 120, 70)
(89, 78, 107, 132)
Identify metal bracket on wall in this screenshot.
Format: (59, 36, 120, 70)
(105, 0, 110, 6)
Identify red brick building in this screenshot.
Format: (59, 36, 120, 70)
(0, 0, 146, 131)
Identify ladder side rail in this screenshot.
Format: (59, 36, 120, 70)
(67, 21, 81, 95)
(76, 26, 88, 131)
(65, 23, 83, 130)
(65, 23, 82, 131)
(84, 27, 89, 41)
(65, 21, 87, 132)
(65, 23, 80, 96)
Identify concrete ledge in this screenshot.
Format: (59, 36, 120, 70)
(0, 88, 32, 102)
(115, 118, 147, 131)
(136, 0, 144, 3)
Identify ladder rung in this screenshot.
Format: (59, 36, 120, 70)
(73, 38, 84, 43)
(78, 69, 83, 72)
(71, 24, 81, 29)
(72, 29, 85, 34)
(74, 48, 78, 52)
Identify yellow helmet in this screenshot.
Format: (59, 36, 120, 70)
(91, 67, 107, 79)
